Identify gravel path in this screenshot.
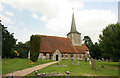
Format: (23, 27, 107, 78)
(2, 61, 58, 78)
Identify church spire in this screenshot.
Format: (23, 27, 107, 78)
(70, 8, 77, 32)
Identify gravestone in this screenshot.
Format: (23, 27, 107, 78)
(89, 60, 91, 65)
(106, 59, 108, 62)
(102, 58, 104, 61)
(84, 57, 87, 62)
(101, 65, 104, 68)
(98, 59, 101, 62)
(84, 55, 87, 62)
(71, 59, 74, 64)
(57, 63, 60, 66)
(77, 61, 80, 66)
(91, 59, 96, 70)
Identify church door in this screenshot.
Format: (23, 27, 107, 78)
(56, 55, 58, 61)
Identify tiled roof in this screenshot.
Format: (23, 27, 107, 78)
(74, 44, 89, 54)
(39, 35, 78, 53)
(73, 46, 85, 53)
(81, 44, 89, 51)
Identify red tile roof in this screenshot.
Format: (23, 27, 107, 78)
(39, 35, 78, 53)
(74, 45, 89, 54)
(38, 35, 89, 54)
(81, 44, 89, 51)
(73, 46, 86, 53)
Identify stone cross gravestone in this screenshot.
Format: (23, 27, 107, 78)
(91, 59, 96, 70)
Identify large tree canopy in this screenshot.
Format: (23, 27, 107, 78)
(99, 23, 120, 61)
(1, 22, 17, 58)
(83, 36, 101, 59)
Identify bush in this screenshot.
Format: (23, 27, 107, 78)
(30, 35, 40, 62)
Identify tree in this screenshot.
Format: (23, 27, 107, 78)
(99, 23, 120, 61)
(1, 22, 17, 58)
(30, 35, 40, 62)
(83, 36, 101, 59)
(83, 36, 93, 48)
(15, 41, 30, 58)
(90, 42, 101, 59)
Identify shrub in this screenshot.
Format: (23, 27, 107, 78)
(30, 35, 40, 62)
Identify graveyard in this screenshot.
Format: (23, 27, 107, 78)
(23, 59, 118, 77)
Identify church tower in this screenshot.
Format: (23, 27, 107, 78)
(67, 9, 81, 46)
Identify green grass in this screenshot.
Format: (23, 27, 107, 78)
(24, 59, 118, 77)
(2, 58, 53, 75)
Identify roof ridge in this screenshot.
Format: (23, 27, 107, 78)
(36, 34, 68, 39)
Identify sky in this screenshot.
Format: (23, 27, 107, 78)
(0, 0, 119, 43)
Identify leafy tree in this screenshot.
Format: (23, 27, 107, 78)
(90, 42, 101, 59)
(99, 23, 120, 61)
(15, 41, 30, 58)
(83, 36, 101, 59)
(1, 22, 17, 58)
(30, 35, 40, 62)
(83, 36, 93, 48)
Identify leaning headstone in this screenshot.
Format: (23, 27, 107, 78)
(91, 59, 97, 70)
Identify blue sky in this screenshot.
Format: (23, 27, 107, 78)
(0, 0, 119, 43)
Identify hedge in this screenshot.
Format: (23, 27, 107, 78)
(30, 35, 40, 62)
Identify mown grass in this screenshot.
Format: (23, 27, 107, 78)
(2, 58, 53, 75)
(24, 59, 118, 77)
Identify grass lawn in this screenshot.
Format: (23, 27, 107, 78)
(2, 58, 53, 75)
(24, 59, 118, 77)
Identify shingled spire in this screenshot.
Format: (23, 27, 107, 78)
(68, 8, 80, 34)
(70, 9, 77, 32)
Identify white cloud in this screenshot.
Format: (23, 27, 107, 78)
(40, 16, 48, 22)
(0, 15, 14, 24)
(0, 3, 4, 11)
(5, 11, 14, 16)
(32, 13, 38, 19)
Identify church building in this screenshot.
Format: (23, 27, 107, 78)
(28, 12, 90, 61)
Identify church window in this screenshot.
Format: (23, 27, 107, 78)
(71, 54, 73, 57)
(62, 54, 64, 57)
